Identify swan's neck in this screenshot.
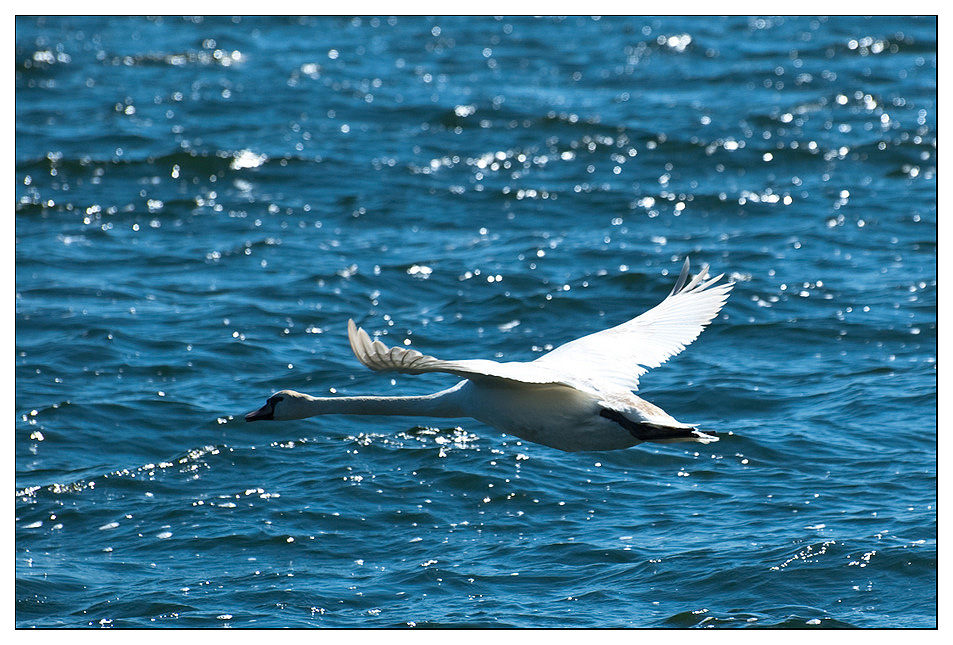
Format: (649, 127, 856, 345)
(285, 383, 469, 420)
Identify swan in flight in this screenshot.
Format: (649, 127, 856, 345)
(246, 258, 733, 452)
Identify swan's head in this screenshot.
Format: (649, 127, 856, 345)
(245, 390, 312, 422)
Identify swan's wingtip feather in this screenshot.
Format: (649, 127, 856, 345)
(347, 319, 362, 358)
(347, 319, 381, 370)
(670, 258, 727, 297)
(669, 257, 691, 296)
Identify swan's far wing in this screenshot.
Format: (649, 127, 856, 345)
(347, 319, 565, 386)
(532, 259, 733, 393)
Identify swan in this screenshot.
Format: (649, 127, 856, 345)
(246, 258, 733, 452)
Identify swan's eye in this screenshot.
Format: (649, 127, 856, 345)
(269, 395, 284, 406)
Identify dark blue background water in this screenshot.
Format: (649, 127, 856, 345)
(16, 16, 936, 628)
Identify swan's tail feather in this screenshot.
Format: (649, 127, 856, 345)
(598, 408, 719, 444)
(650, 427, 719, 444)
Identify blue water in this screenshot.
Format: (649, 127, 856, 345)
(16, 16, 936, 628)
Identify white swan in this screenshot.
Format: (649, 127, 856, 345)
(246, 258, 733, 452)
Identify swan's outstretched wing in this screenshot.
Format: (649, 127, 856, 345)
(347, 258, 731, 394)
(347, 319, 569, 387)
(532, 258, 733, 393)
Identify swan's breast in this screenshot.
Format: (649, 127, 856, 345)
(460, 380, 638, 451)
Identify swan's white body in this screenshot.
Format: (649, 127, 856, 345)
(247, 258, 733, 452)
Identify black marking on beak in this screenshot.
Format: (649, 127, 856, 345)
(246, 398, 276, 422)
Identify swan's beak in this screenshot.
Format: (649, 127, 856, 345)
(245, 401, 275, 422)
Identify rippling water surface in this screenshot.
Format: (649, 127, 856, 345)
(16, 16, 936, 628)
